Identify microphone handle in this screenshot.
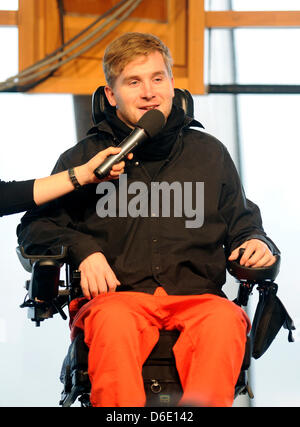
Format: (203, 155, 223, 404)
(94, 127, 147, 180)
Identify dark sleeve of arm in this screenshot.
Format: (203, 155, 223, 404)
(0, 179, 36, 216)
(17, 206, 103, 267)
(219, 147, 280, 256)
(16, 158, 103, 267)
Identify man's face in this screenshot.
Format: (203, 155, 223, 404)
(105, 51, 174, 128)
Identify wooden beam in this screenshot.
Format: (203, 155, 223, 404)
(18, 0, 61, 72)
(168, 0, 187, 67)
(0, 10, 18, 26)
(25, 74, 189, 94)
(18, 0, 43, 71)
(205, 11, 300, 28)
(187, 0, 205, 94)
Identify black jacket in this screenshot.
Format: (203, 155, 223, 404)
(17, 117, 279, 297)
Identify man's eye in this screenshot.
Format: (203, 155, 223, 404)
(129, 80, 138, 86)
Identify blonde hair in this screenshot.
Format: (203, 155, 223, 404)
(103, 32, 173, 87)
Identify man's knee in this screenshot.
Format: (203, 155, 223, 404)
(220, 299, 250, 331)
(208, 298, 250, 336)
(84, 293, 157, 341)
(187, 296, 250, 337)
(89, 295, 136, 330)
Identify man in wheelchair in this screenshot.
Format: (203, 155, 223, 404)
(17, 32, 283, 407)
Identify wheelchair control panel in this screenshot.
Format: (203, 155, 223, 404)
(227, 248, 280, 306)
(18, 246, 81, 326)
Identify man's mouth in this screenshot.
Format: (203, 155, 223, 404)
(140, 105, 159, 111)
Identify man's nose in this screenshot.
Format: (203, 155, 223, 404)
(140, 82, 155, 99)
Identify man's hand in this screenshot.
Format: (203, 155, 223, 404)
(78, 252, 120, 299)
(228, 239, 276, 268)
(75, 146, 133, 185)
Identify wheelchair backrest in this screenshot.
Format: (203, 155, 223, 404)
(91, 86, 194, 125)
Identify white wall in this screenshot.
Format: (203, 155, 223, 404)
(0, 93, 77, 406)
(237, 94, 300, 407)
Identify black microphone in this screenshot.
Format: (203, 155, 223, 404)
(94, 109, 166, 179)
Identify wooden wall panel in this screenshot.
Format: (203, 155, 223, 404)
(63, 0, 168, 22)
(2, 1, 300, 94)
(17, 0, 192, 94)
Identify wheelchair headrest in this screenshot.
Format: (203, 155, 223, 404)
(91, 86, 194, 125)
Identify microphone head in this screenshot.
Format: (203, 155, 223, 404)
(136, 109, 166, 138)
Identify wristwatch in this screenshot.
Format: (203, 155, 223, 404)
(68, 167, 81, 190)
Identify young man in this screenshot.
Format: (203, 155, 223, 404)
(18, 33, 279, 407)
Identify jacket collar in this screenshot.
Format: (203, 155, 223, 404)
(184, 116, 204, 129)
(87, 114, 204, 138)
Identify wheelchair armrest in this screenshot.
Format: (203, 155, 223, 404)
(227, 249, 281, 307)
(16, 246, 33, 273)
(227, 250, 281, 282)
(16, 246, 67, 273)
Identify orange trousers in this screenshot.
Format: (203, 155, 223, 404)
(70, 287, 251, 407)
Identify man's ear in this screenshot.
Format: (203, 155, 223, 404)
(104, 86, 117, 107)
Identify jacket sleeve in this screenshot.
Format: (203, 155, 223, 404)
(219, 147, 280, 257)
(17, 155, 103, 268)
(0, 179, 36, 216)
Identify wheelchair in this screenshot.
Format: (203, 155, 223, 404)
(17, 87, 295, 407)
